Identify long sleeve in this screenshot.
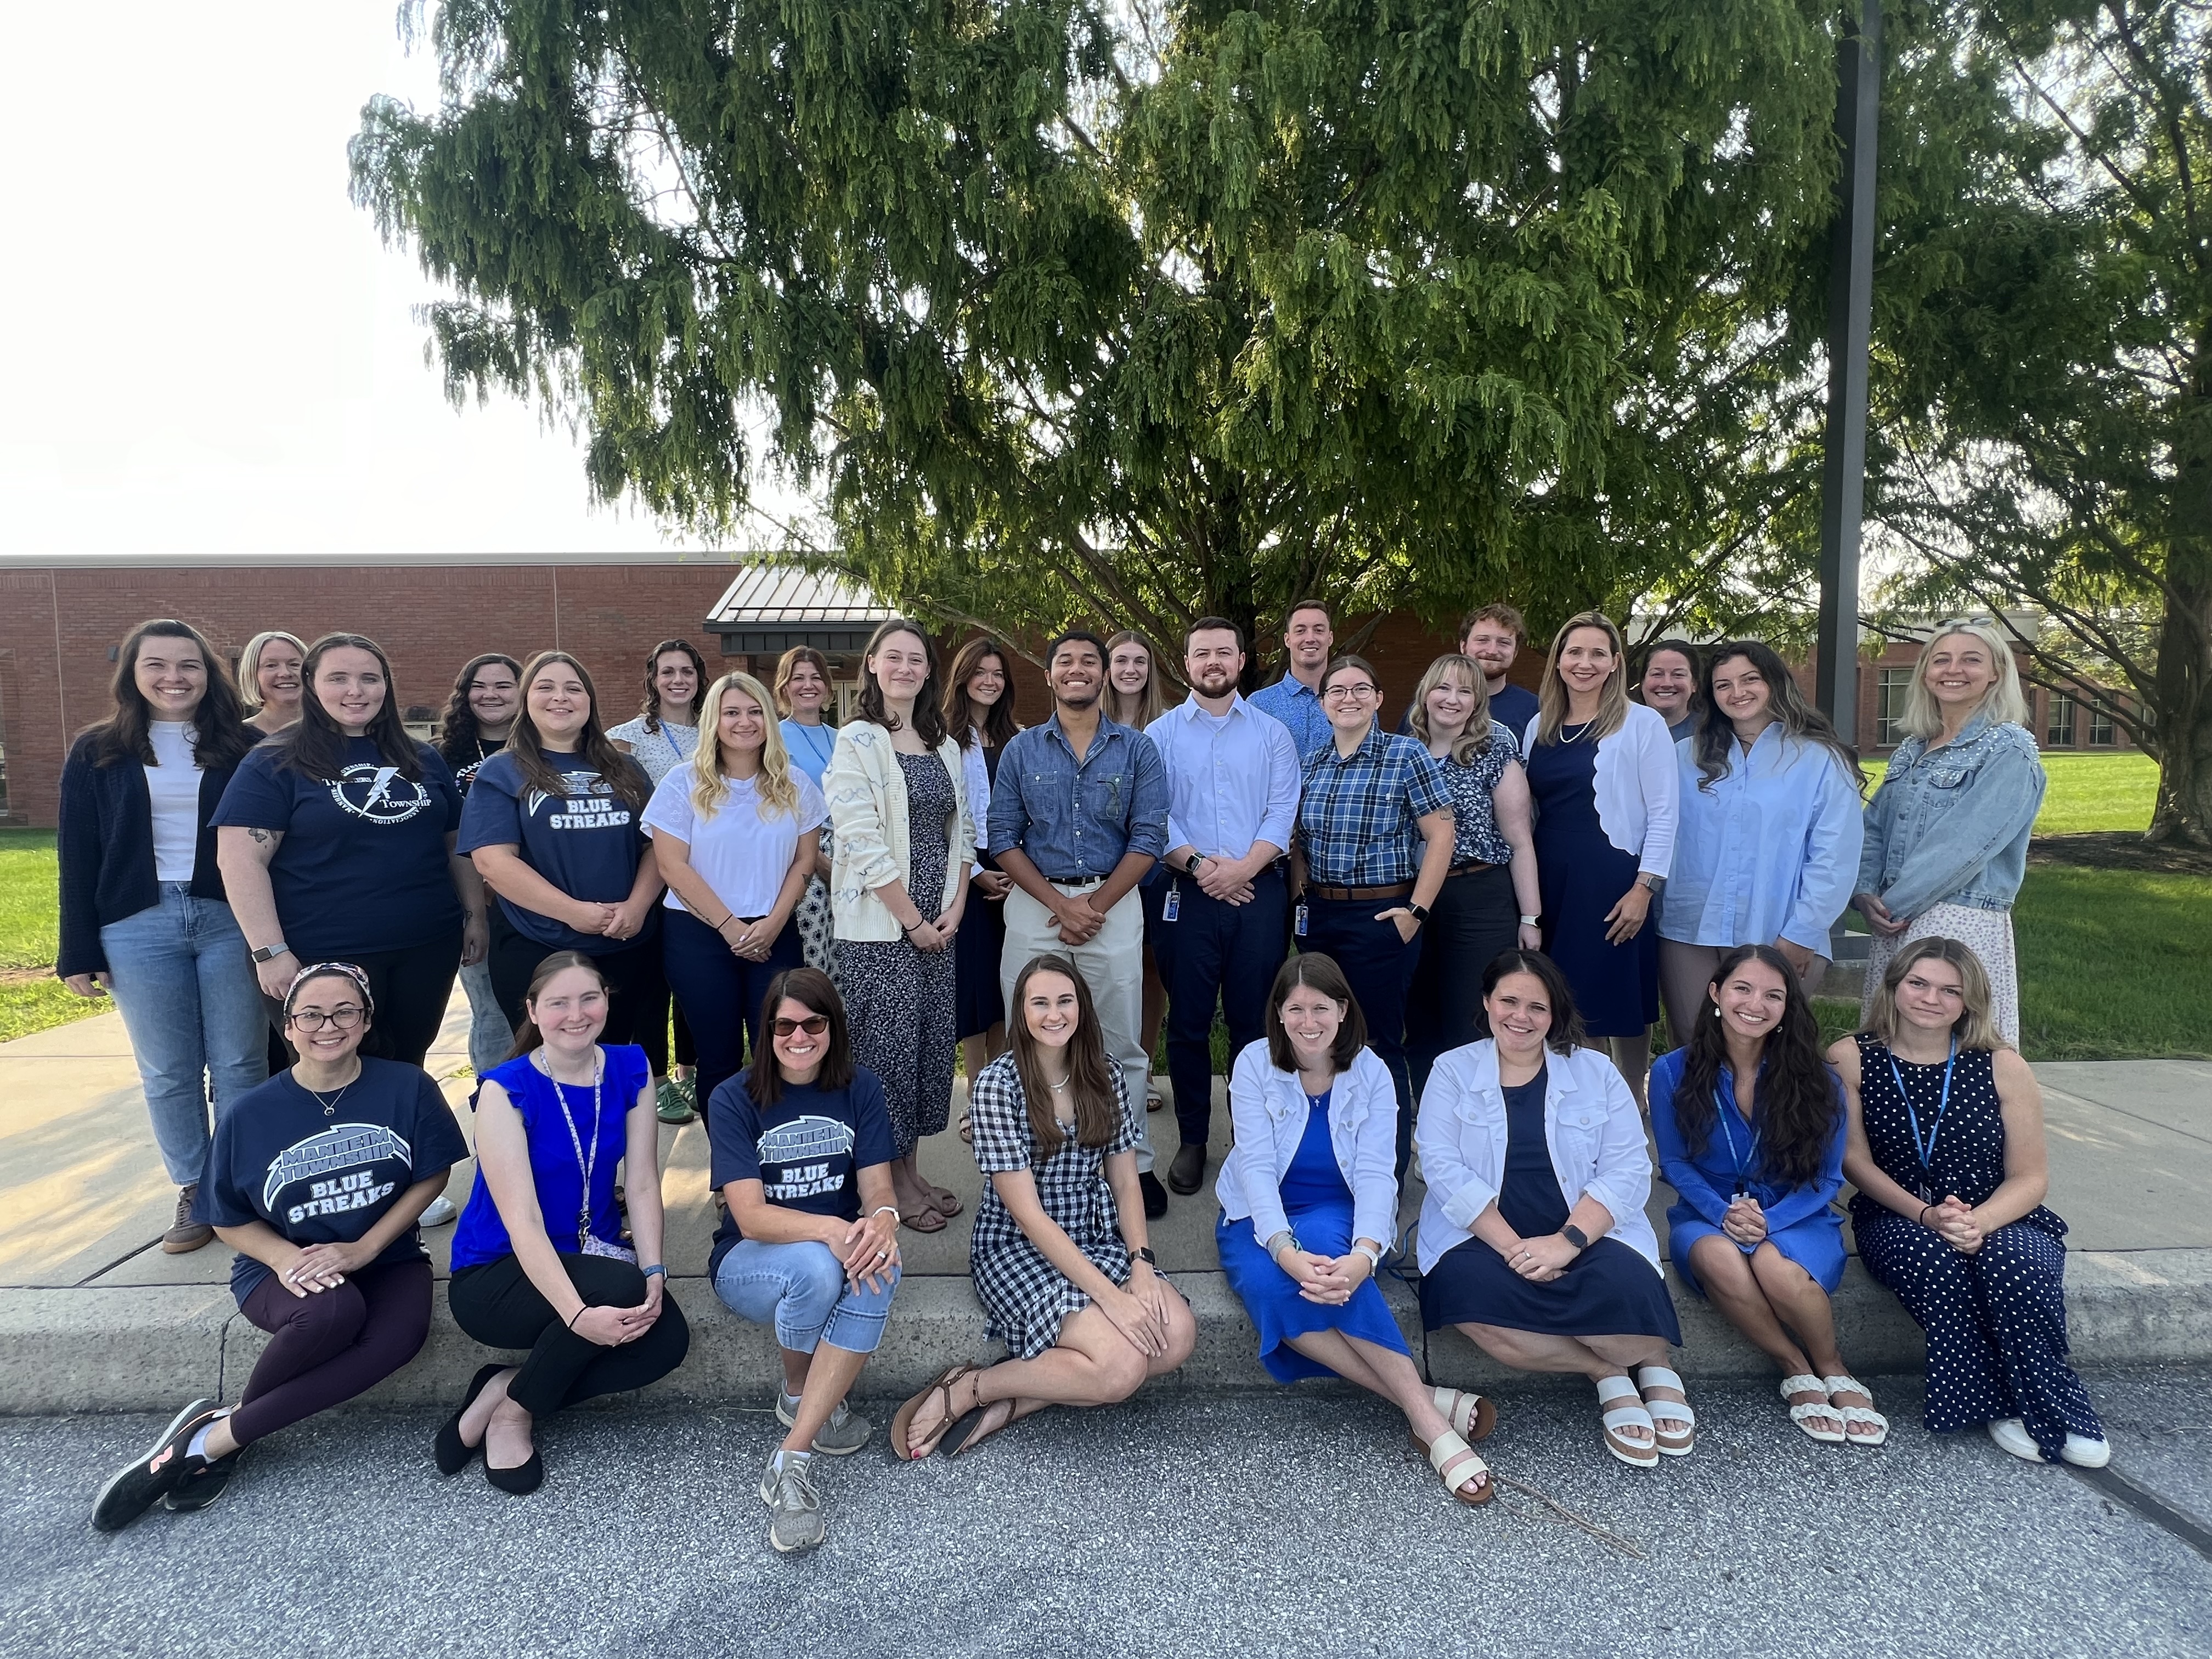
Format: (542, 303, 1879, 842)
(1634, 714, 1679, 879)
(1221, 1043, 1292, 1250)
(942, 736, 974, 874)
(1578, 1057, 1656, 1230)
(1647, 1056, 1734, 1229)
(1857, 759, 1899, 897)
(1344, 1052, 1402, 1250)
(1126, 730, 1170, 860)
(1878, 739, 2046, 919)
(1256, 716, 1302, 853)
(961, 737, 991, 855)
(1781, 751, 1866, 951)
(824, 729, 901, 894)
(55, 743, 109, 979)
(1413, 1058, 1498, 1234)
(1759, 1086, 1849, 1233)
(985, 731, 1033, 859)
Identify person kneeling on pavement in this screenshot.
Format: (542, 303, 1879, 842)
(708, 968, 902, 1554)
(93, 963, 467, 1530)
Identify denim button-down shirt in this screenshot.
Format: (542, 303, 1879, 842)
(987, 713, 1169, 879)
(1248, 674, 1334, 765)
(1296, 729, 1451, 887)
(1660, 726, 1864, 953)
(1858, 714, 2045, 916)
(1145, 695, 1301, 860)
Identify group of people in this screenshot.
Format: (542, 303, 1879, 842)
(61, 601, 2102, 1553)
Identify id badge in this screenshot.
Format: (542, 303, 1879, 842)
(1294, 902, 1309, 938)
(1161, 882, 1181, 923)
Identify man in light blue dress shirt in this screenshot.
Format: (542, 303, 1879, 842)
(1248, 599, 1336, 764)
(1144, 618, 1300, 1194)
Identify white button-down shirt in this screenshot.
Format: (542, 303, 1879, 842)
(1144, 694, 1300, 860)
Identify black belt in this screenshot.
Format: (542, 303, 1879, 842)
(1446, 859, 1499, 877)
(1043, 874, 1107, 888)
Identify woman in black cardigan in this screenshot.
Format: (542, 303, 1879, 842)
(58, 619, 267, 1254)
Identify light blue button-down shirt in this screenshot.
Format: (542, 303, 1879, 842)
(1144, 695, 1301, 861)
(1657, 725, 1865, 954)
(986, 713, 1169, 878)
(1247, 673, 1333, 765)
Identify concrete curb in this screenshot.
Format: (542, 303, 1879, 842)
(5, 1249, 2208, 1415)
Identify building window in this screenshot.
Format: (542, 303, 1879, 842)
(1875, 668, 1912, 747)
(2046, 692, 2076, 748)
(2090, 706, 2115, 746)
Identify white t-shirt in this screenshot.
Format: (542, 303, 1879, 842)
(146, 721, 203, 882)
(642, 766, 827, 918)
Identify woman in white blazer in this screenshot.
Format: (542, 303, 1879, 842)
(824, 619, 973, 1233)
(1216, 955, 1496, 1505)
(1520, 611, 1678, 1107)
(1415, 949, 1694, 1470)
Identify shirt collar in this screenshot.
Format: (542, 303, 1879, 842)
(1176, 692, 1248, 723)
(1041, 710, 1126, 749)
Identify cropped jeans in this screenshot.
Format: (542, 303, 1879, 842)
(99, 884, 268, 1184)
(713, 1238, 899, 1355)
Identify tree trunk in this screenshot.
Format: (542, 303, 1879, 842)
(2145, 563, 2212, 847)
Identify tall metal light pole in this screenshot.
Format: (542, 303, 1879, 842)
(1815, 0, 1882, 743)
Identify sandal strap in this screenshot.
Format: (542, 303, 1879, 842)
(1836, 1405, 1888, 1426)
(1821, 1374, 1872, 1401)
(1779, 1373, 1827, 1399)
(1594, 1373, 1642, 1407)
(1788, 1401, 1843, 1423)
(1602, 1403, 1656, 1431)
(1429, 1387, 1485, 1439)
(1634, 1364, 1687, 1395)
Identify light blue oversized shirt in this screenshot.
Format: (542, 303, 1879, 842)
(1143, 695, 1301, 861)
(1658, 725, 1864, 954)
(1247, 673, 1333, 765)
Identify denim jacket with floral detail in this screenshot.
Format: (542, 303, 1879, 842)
(1857, 713, 2045, 918)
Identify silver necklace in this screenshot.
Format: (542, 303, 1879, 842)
(299, 1063, 361, 1118)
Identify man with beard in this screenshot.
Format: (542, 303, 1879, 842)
(989, 630, 1172, 1216)
(1398, 605, 1541, 744)
(1143, 619, 1300, 1195)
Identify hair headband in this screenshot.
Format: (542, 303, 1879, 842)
(283, 961, 375, 1018)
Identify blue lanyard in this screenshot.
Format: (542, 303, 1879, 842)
(1884, 1037, 1959, 1190)
(1714, 1076, 1761, 1196)
(789, 721, 832, 771)
(661, 725, 686, 763)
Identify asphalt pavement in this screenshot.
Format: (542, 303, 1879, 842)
(6, 1367, 2209, 1657)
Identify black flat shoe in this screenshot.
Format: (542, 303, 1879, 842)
(435, 1364, 508, 1477)
(165, 1448, 243, 1514)
(1166, 1143, 1207, 1195)
(1139, 1171, 1169, 1219)
(484, 1451, 544, 1496)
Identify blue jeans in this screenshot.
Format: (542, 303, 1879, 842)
(99, 885, 269, 1184)
(457, 958, 513, 1076)
(1153, 867, 1287, 1147)
(713, 1238, 899, 1355)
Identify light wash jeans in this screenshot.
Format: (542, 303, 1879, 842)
(457, 957, 513, 1075)
(713, 1238, 899, 1355)
(99, 885, 268, 1184)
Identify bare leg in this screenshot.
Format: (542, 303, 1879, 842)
(456, 1364, 522, 1449)
(904, 1304, 1187, 1455)
(781, 1341, 870, 1455)
(478, 1369, 535, 1470)
(889, 1150, 940, 1217)
(1690, 1237, 1820, 1375)
(1748, 1243, 1870, 1438)
(1459, 1323, 1658, 1449)
(1609, 1032, 1652, 1111)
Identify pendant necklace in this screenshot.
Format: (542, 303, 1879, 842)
(303, 1068, 358, 1119)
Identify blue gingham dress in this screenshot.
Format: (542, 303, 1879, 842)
(967, 1052, 1140, 1359)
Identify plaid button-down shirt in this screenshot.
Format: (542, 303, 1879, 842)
(1296, 728, 1452, 887)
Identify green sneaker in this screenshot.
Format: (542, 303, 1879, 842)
(655, 1078, 695, 1125)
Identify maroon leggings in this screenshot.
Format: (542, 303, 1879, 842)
(231, 1258, 432, 1446)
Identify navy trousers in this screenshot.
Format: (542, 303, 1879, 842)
(1303, 893, 1423, 1176)
(1152, 867, 1287, 1148)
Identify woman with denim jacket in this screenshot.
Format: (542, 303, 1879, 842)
(1217, 954, 1496, 1505)
(1854, 622, 2046, 1043)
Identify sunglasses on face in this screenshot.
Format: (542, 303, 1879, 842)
(772, 1015, 831, 1037)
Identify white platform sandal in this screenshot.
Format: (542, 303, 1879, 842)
(1596, 1374, 1658, 1468)
(1633, 1364, 1696, 1455)
(1427, 1387, 1498, 1444)
(1822, 1374, 1889, 1447)
(1780, 1373, 1846, 1444)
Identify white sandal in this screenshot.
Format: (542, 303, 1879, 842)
(1821, 1374, 1889, 1448)
(1421, 1429, 1495, 1506)
(1780, 1373, 1846, 1444)
(1595, 1374, 1658, 1469)
(1633, 1364, 1696, 1456)
(1428, 1387, 1498, 1444)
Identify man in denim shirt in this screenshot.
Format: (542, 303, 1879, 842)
(990, 630, 1172, 1214)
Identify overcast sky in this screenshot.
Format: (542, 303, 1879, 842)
(0, 3, 800, 557)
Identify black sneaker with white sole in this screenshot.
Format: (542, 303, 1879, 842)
(91, 1399, 219, 1532)
(165, 1447, 244, 1513)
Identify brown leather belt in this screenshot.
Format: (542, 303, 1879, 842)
(1307, 882, 1412, 901)
(1446, 859, 1499, 877)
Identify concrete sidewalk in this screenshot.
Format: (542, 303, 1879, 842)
(3, 992, 2207, 1412)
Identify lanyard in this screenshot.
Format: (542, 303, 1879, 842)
(661, 725, 686, 764)
(1714, 1075, 1761, 1197)
(1883, 1036, 1958, 1196)
(789, 721, 832, 772)
(537, 1048, 605, 1248)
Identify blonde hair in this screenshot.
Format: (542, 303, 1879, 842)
(690, 672, 801, 821)
(1534, 611, 1630, 746)
(1103, 630, 1170, 728)
(1407, 654, 1496, 765)
(237, 630, 308, 714)
(1863, 936, 2012, 1053)
(1898, 620, 2033, 742)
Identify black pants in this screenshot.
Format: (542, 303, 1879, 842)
(448, 1252, 690, 1418)
(484, 906, 664, 1052)
(233, 1259, 432, 1446)
(628, 956, 696, 1076)
(1405, 865, 1520, 1104)
(1304, 894, 1422, 1176)
(1153, 868, 1287, 1147)
(264, 932, 462, 1070)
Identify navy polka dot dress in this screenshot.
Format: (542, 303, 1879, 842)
(1850, 1033, 2103, 1459)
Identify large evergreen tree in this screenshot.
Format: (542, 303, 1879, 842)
(352, 0, 1842, 665)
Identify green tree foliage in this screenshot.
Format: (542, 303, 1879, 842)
(1865, 0, 2212, 844)
(351, 0, 1844, 672)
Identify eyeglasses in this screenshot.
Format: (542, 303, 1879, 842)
(1322, 684, 1378, 702)
(288, 1006, 365, 1031)
(772, 1015, 830, 1037)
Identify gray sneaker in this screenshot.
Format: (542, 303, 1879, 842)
(775, 1391, 873, 1455)
(161, 1185, 213, 1254)
(760, 1452, 825, 1554)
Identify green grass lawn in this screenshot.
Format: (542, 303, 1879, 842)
(1857, 749, 2157, 837)
(0, 830, 83, 1043)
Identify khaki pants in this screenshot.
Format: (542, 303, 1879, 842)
(1658, 938, 1828, 1050)
(1001, 881, 1155, 1175)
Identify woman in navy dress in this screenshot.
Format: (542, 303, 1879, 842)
(1649, 944, 1885, 1447)
(1832, 937, 2108, 1467)
(944, 636, 1020, 1076)
(1217, 955, 1494, 1505)
(1520, 613, 1677, 1108)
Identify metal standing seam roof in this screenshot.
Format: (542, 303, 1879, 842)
(704, 564, 895, 626)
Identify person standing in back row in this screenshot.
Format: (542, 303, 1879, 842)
(1144, 617, 1297, 1197)
(1249, 599, 1337, 765)
(989, 631, 1171, 1217)
(437, 653, 524, 1079)
(1399, 606, 1540, 744)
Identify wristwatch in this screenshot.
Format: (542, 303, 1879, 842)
(1561, 1224, 1590, 1251)
(250, 942, 291, 963)
(1134, 1246, 1158, 1266)
(1407, 902, 1431, 923)
(1519, 913, 1541, 928)
(1637, 872, 1663, 893)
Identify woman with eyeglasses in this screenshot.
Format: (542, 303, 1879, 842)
(1289, 654, 1454, 1175)
(238, 631, 308, 738)
(91, 962, 467, 1531)
(436, 653, 526, 1076)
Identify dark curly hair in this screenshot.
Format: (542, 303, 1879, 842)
(1673, 943, 1842, 1188)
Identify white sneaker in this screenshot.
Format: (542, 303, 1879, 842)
(420, 1195, 458, 1227)
(1987, 1417, 2044, 1463)
(2061, 1432, 2112, 1468)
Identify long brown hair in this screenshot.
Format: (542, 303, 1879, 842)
(1008, 955, 1120, 1155)
(507, 651, 650, 812)
(502, 950, 609, 1061)
(1671, 944, 1841, 1188)
(270, 633, 421, 783)
(1691, 640, 1863, 795)
(746, 967, 857, 1107)
(636, 639, 709, 733)
(857, 618, 949, 746)
(84, 619, 254, 771)
(942, 636, 1019, 749)
(1103, 630, 1170, 728)
(435, 652, 523, 770)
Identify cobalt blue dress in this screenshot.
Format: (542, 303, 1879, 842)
(1216, 1088, 1410, 1383)
(1524, 723, 1659, 1038)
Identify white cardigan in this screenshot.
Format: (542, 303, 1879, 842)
(823, 721, 973, 941)
(1522, 700, 1678, 878)
(1215, 1041, 1400, 1253)
(1412, 1040, 1661, 1276)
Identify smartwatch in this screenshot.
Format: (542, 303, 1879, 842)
(1134, 1246, 1158, 1266)
(250, 942, 291, 963)
(1407, 902, 1431, 923)
(1561, 1224, 1590, 1251)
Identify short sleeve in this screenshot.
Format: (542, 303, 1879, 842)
(455, 755, 525, 854)
(794, 770, 827, 834)
(1105, 1068, 1139, 1157)
(849, 1070, 897, 1170)
(404, 1069, 471, 1172)
(706, 1079, 766, 1189)
(1406, 746, 1453, 819)
(421, 746, 464, 832)
(641, 769, 697, 843)
(968, 1057, 1035, 1175)
(209, 747, 293, 831)
(191, 1107, 265, 1228)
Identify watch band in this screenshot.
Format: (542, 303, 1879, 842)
(250, 943, 291, 963)
(1408, 902, 1430, 923)
(1519, 913, 1541, 927)
(1561, 1223, 1590, 1251)
(1135, 1245, 1158, 1266)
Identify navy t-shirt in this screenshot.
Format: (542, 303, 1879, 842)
(707, 1066, 896, 1276)
(456, 749, 652, 952)
(212, 736, 465, 958)
(193, 1057, 470, 1306)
